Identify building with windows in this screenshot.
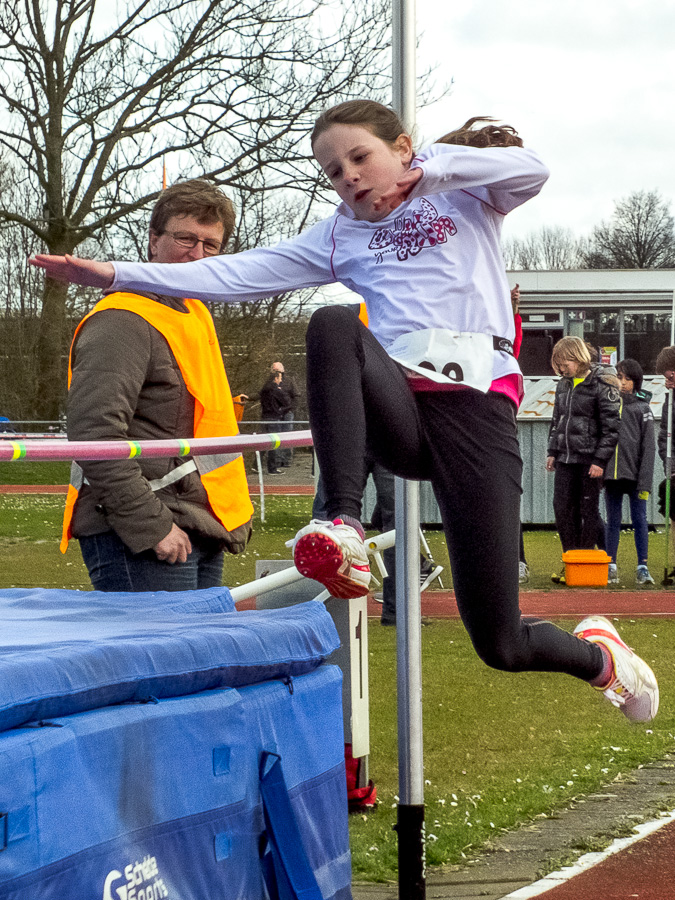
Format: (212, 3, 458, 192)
(514, 269, 675, 376)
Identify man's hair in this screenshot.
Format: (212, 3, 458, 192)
(656, 346, 675, 375)
(617, 358, 644, 392)
(551, 336, 592, 374)
(148, 179, 236, 252)
(437, 117, 523, 149)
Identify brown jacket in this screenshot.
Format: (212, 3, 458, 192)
(67, 295, 251, 554)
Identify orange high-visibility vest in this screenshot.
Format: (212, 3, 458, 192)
(61, 293, 253, 552)
(358, 303, 369, 327)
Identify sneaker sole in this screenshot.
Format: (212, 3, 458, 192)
(294, 533, 370, 600)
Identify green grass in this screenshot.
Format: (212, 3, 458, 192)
(1, 494, 674, 882)
(350, 619, 674, 881)
(0, 461, 71, 485)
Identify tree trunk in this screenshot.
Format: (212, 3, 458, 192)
(35, 277, 69, 420)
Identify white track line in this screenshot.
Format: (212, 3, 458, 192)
(502, 808, 675, 898)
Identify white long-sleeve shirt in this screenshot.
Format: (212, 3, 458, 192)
(112, 143, 548, 381)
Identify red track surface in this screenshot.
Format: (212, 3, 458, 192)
(533, 817, 675, 900)
(367, 590, 675, 618)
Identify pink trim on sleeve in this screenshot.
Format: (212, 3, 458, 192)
(329, 218, 339, 280)
(460, 189, 507, 216)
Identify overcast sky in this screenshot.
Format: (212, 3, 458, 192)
(413, 0, 675, 243)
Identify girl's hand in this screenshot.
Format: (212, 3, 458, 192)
(28, 254, 115, 289)
(374, 167, 424, 213)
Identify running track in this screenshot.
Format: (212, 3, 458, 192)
(506, 815, 675, 899)
(367, 590, 675, 619)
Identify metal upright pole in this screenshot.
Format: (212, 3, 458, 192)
(392, 3, 425, 893)
(392, 0, 417, 131)
(394, 477, 426, 898)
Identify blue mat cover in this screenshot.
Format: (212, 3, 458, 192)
(0, 589, 350, 899)
(0, 668, 350, 900)
(0, 591, 339, 731)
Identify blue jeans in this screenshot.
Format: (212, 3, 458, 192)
(79, 530, 225, 592)
(279, 411, 295, 466)
(604, 480, 649, 566)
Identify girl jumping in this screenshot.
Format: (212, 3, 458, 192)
(30, 100, 658, 723)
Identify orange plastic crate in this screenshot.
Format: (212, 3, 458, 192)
(562, 549, 612, 586)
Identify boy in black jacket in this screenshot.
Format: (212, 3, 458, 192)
(604, 359, 655, 585)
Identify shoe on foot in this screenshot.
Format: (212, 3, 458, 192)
(420, 557, 434, 586)
(607, 563, 619, 584)
(551, 569, 566, 585)
(286, 518, 371, 599)
(420, 564, 444, 592)
(573, 615, 659, 722)
(519, 561, 530, 584)
(636, 565, 655, 586)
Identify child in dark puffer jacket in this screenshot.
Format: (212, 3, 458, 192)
(603, 359, 655, 585)
(547, 337, 621, 574)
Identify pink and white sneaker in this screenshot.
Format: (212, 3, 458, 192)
(574, 615, 659, 722)
(286, 519, 371, 599)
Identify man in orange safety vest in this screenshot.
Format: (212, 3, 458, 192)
(63, 179, 253, 591)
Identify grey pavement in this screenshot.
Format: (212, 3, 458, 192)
(352, 753, 675, 899)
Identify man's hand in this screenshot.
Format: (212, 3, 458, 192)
(589, 464, 604, 478)
(29, 254, 115, 289)
(546, 456, 555, 472)
(154, 523, 192, 564)
(374, 167, 424, 214)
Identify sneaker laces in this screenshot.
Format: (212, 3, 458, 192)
(600, 645, 649, 715)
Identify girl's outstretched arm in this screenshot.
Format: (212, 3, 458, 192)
(31, 218, 338, 304)
(29, 254, 115, 289)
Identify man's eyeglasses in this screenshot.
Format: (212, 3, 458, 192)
(163, 231, 222, 256)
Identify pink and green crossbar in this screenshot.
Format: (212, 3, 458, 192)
(0, 429, 313, 462)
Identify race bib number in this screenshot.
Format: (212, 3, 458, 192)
(387, 328, 494, 393)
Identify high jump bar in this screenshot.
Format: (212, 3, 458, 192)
(0, 429, 313, 462)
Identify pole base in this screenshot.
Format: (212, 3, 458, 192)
(394, 803, 426, 899)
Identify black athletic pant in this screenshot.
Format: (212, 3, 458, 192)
(306, 306, 603, 680)
(553, 462, 604, 553)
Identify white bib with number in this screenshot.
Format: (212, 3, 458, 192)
(386, 328, 495, 393)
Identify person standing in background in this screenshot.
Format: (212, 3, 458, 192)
(655, 347, 675, 581)
(603, 358, 655, 585)
(259, 369, 289, 475)
(271, 361, 299, 467)
(547, 337, 620, 583)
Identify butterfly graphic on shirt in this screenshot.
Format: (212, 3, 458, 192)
(368, 199, 457, 261)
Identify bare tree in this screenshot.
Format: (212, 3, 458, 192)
(583, 190, 675, 269)
(503, 225, 584, 270)
(0, 0, 392, 417)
